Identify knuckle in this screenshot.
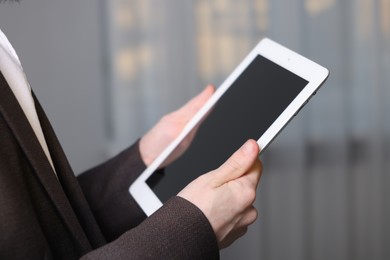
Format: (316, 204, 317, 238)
(237, 186, 256, 207)
(247, 207, 258, 224)
(245, 189, 257, 205)
(226, 157, 243, 172)
(231, 179, 257, 207)
(242, 187, 256, 207)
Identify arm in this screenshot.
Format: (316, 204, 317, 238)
(80, 140, 261, 259)
(178, 139, 262, 249)
(79, 87, 261, 258)
(80, 196, 219, 260)
(78, 141, 220, 259)
(77, 140, 149, 241)
(78, 86, 215, 241)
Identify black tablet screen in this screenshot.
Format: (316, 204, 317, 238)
(147, 55, 308, 202)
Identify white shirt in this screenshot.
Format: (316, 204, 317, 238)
(0, 29, 56, 174)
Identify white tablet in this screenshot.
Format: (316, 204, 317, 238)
(130, 38, 329, 216)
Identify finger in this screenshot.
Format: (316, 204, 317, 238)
(237, 206, 258, 227)
(238, 158, 263, 190)
(178, 85, 215, 117)
(213, 139, 260, 186)
(218, 206, 257, 248)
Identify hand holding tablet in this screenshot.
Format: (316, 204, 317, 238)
(139, 85, 216, 168)
(177, 139, 262, 249)
(131, 38, 329, 216)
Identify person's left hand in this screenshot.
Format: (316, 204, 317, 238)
(139, 85, 215, 168)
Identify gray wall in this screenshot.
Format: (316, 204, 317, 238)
(2, 1, 390, 260)
(0, 0, 107, 173)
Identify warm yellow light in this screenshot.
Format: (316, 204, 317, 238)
(305, 0, 336, 16)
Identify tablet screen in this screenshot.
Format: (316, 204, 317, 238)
(147, 55, 308, 202)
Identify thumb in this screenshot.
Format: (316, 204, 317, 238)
(212, 139, 260, 186)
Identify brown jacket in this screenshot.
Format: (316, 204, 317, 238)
(0, 72, 219, 259)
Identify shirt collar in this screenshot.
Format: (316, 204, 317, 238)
(0, 28, 22, 67)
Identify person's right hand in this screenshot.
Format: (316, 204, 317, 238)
(178, 139, 262, 249)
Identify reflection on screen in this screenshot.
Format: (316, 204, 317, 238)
(147, 55, 308, 202)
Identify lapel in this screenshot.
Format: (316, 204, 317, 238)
(32, 91, 106, 249)
(0, 72, 94, 252)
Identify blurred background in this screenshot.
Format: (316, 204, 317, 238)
(0, 0, 389, 259)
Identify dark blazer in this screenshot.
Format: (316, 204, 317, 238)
(0, 72, 219, 259)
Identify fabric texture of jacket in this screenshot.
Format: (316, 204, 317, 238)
(0, 72, 219, 259)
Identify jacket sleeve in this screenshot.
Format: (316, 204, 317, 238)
(78, 141, 220, 259)
(77, 140, 149, 241)
(80, 196, 220, 260)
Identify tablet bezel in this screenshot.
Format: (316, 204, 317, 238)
(130, 38, 329, 216)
